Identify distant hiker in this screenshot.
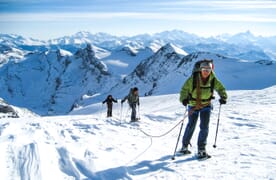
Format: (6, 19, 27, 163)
(179, 60, 227, 159)
(121, 87, 140, 122)
(102, 95, 118, 117)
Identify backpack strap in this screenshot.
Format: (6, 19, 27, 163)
(188, 73, 198, 101)
(190, 74, 215, 101)
(210, 78, 215, 95)
(192, 72, 198, 92)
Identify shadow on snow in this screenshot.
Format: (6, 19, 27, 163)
(91, 155, 196, 180)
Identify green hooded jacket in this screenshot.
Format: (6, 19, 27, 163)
(123, 90, 139, 105)
(179, 72, 227, 107)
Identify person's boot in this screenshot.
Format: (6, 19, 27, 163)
(180, 146, 191, 155)
(197, 149, 211, 159)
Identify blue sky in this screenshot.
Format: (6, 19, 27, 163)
(0, 0, 276, 40)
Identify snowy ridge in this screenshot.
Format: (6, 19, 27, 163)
(184, 42, 272, 62)
(0, 87, 276, 179)
(0, 34, 45, 46)
(0, 46, 26, 66)
(0, 98, 37, 119)
(48, 32, 121, 47)
(120, 43, 189, 96)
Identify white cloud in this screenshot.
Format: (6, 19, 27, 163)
(0, 12, 146, 22)
(159, 0, 276, 9)
(1, 11, 275, 23)
(105, 60, 128, 67)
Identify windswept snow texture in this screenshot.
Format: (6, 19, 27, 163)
(1, 87, 276, 179)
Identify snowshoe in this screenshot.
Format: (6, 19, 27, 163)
(179, 147, 191, 155)
(130, 118, 140, 123)
(196, 151, 211, 161)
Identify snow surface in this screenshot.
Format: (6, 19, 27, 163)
(1, 87, 276, 179)
(101, 46, 153, 77)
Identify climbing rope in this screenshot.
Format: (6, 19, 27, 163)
(137, 110, 188, 138)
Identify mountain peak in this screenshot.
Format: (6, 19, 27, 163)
(236, 30, 255, 38)
(159, 43, 188, 56)
(74, 31, 92, 37)
(75, 43, 95, 59)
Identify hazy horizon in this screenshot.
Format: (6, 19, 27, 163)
(2, 29, 275, 41)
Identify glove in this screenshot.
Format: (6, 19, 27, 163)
(182, 99, 189, 106)
(219, 99, 226, 105)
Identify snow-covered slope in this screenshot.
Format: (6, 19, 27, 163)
(184, 42, 272, 61)
(0, 45, 26, 66)
(0, 44, 113, 115)
(0, 87, 275, 179)
(215, 31, 276, 60)
(115, 43, 188, 96)
(48, 32, 121, 47)
(0, 98, 37, 119)
(102, 45, 154, 78)
(0, 34, 45, 46)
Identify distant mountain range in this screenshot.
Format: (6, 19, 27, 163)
(1, 30, 276, 60)
(0, 30, 275, 115)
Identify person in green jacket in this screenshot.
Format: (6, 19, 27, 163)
(179, 60, 227, 158)
(121, 87, 140, 122)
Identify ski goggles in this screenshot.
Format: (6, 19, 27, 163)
(201, 67, 212, 72)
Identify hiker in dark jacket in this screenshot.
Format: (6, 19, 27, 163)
(179, 60, 227, 158)
(102, 95, 118, 117)
(121, 87, 140, 122)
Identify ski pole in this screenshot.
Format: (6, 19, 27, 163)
(171, 109, 187, 160)
(125, 106, 131, 121)
(120, 102, 123, 124)
(101, 103, 104, 119)
(213, 104, 222, 148)
(137, 104, 140, 120)
(117, 101, 120, 118)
